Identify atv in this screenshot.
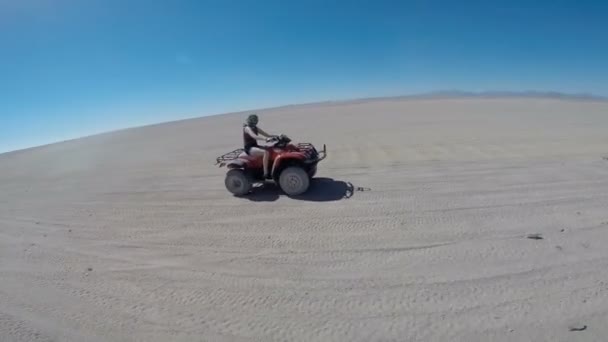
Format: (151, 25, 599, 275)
(215, 134, 327, 196)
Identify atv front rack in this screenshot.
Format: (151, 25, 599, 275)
(215, 148, 244, 167)
(296, 143, 315, 150)
(298, 143, 327, 163)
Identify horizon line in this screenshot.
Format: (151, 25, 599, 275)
(2, 89, 606, 156)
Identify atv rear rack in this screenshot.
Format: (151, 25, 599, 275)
(215, 148, 244, 167)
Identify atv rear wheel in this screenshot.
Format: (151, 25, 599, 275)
(279, 166, 310, 196)
(225, 169, 252, 196)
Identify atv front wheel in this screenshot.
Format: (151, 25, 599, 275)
(279, 166, 310, 196)
(307, 165, 317, 179)
(225, 169, 252, 196)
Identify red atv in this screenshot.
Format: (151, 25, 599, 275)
(215, 134, 327, 196)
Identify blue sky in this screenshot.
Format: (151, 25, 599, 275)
(1, 0, 607, 153)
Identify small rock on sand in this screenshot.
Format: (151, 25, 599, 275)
(568, 324, 587, 331)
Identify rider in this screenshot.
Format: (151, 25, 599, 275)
(243, 114, 274, 178)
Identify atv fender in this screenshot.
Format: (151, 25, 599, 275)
(271, 156, 305, 178)
(226, 160, 246, 169)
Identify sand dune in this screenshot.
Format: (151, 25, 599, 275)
(2, 97, 608, 341)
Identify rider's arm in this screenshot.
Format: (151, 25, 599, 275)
(244, 126, 267, 141)
(257, 127, 272, 138)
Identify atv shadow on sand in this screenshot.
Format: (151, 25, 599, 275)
(244, 177, 354, 202)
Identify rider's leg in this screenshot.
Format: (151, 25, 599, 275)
(263, 150, 270, 178)
(249, 147, 269, 177)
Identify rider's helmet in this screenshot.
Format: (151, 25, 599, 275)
(246, 114, 258, 127)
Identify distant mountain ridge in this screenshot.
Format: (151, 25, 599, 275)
(284, 90, 607, 109)
(395, 90, 607, 101)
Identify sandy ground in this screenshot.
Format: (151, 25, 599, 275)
(1, 97, 608, 341)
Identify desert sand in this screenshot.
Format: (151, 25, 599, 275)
(1, 97, 608, 341)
